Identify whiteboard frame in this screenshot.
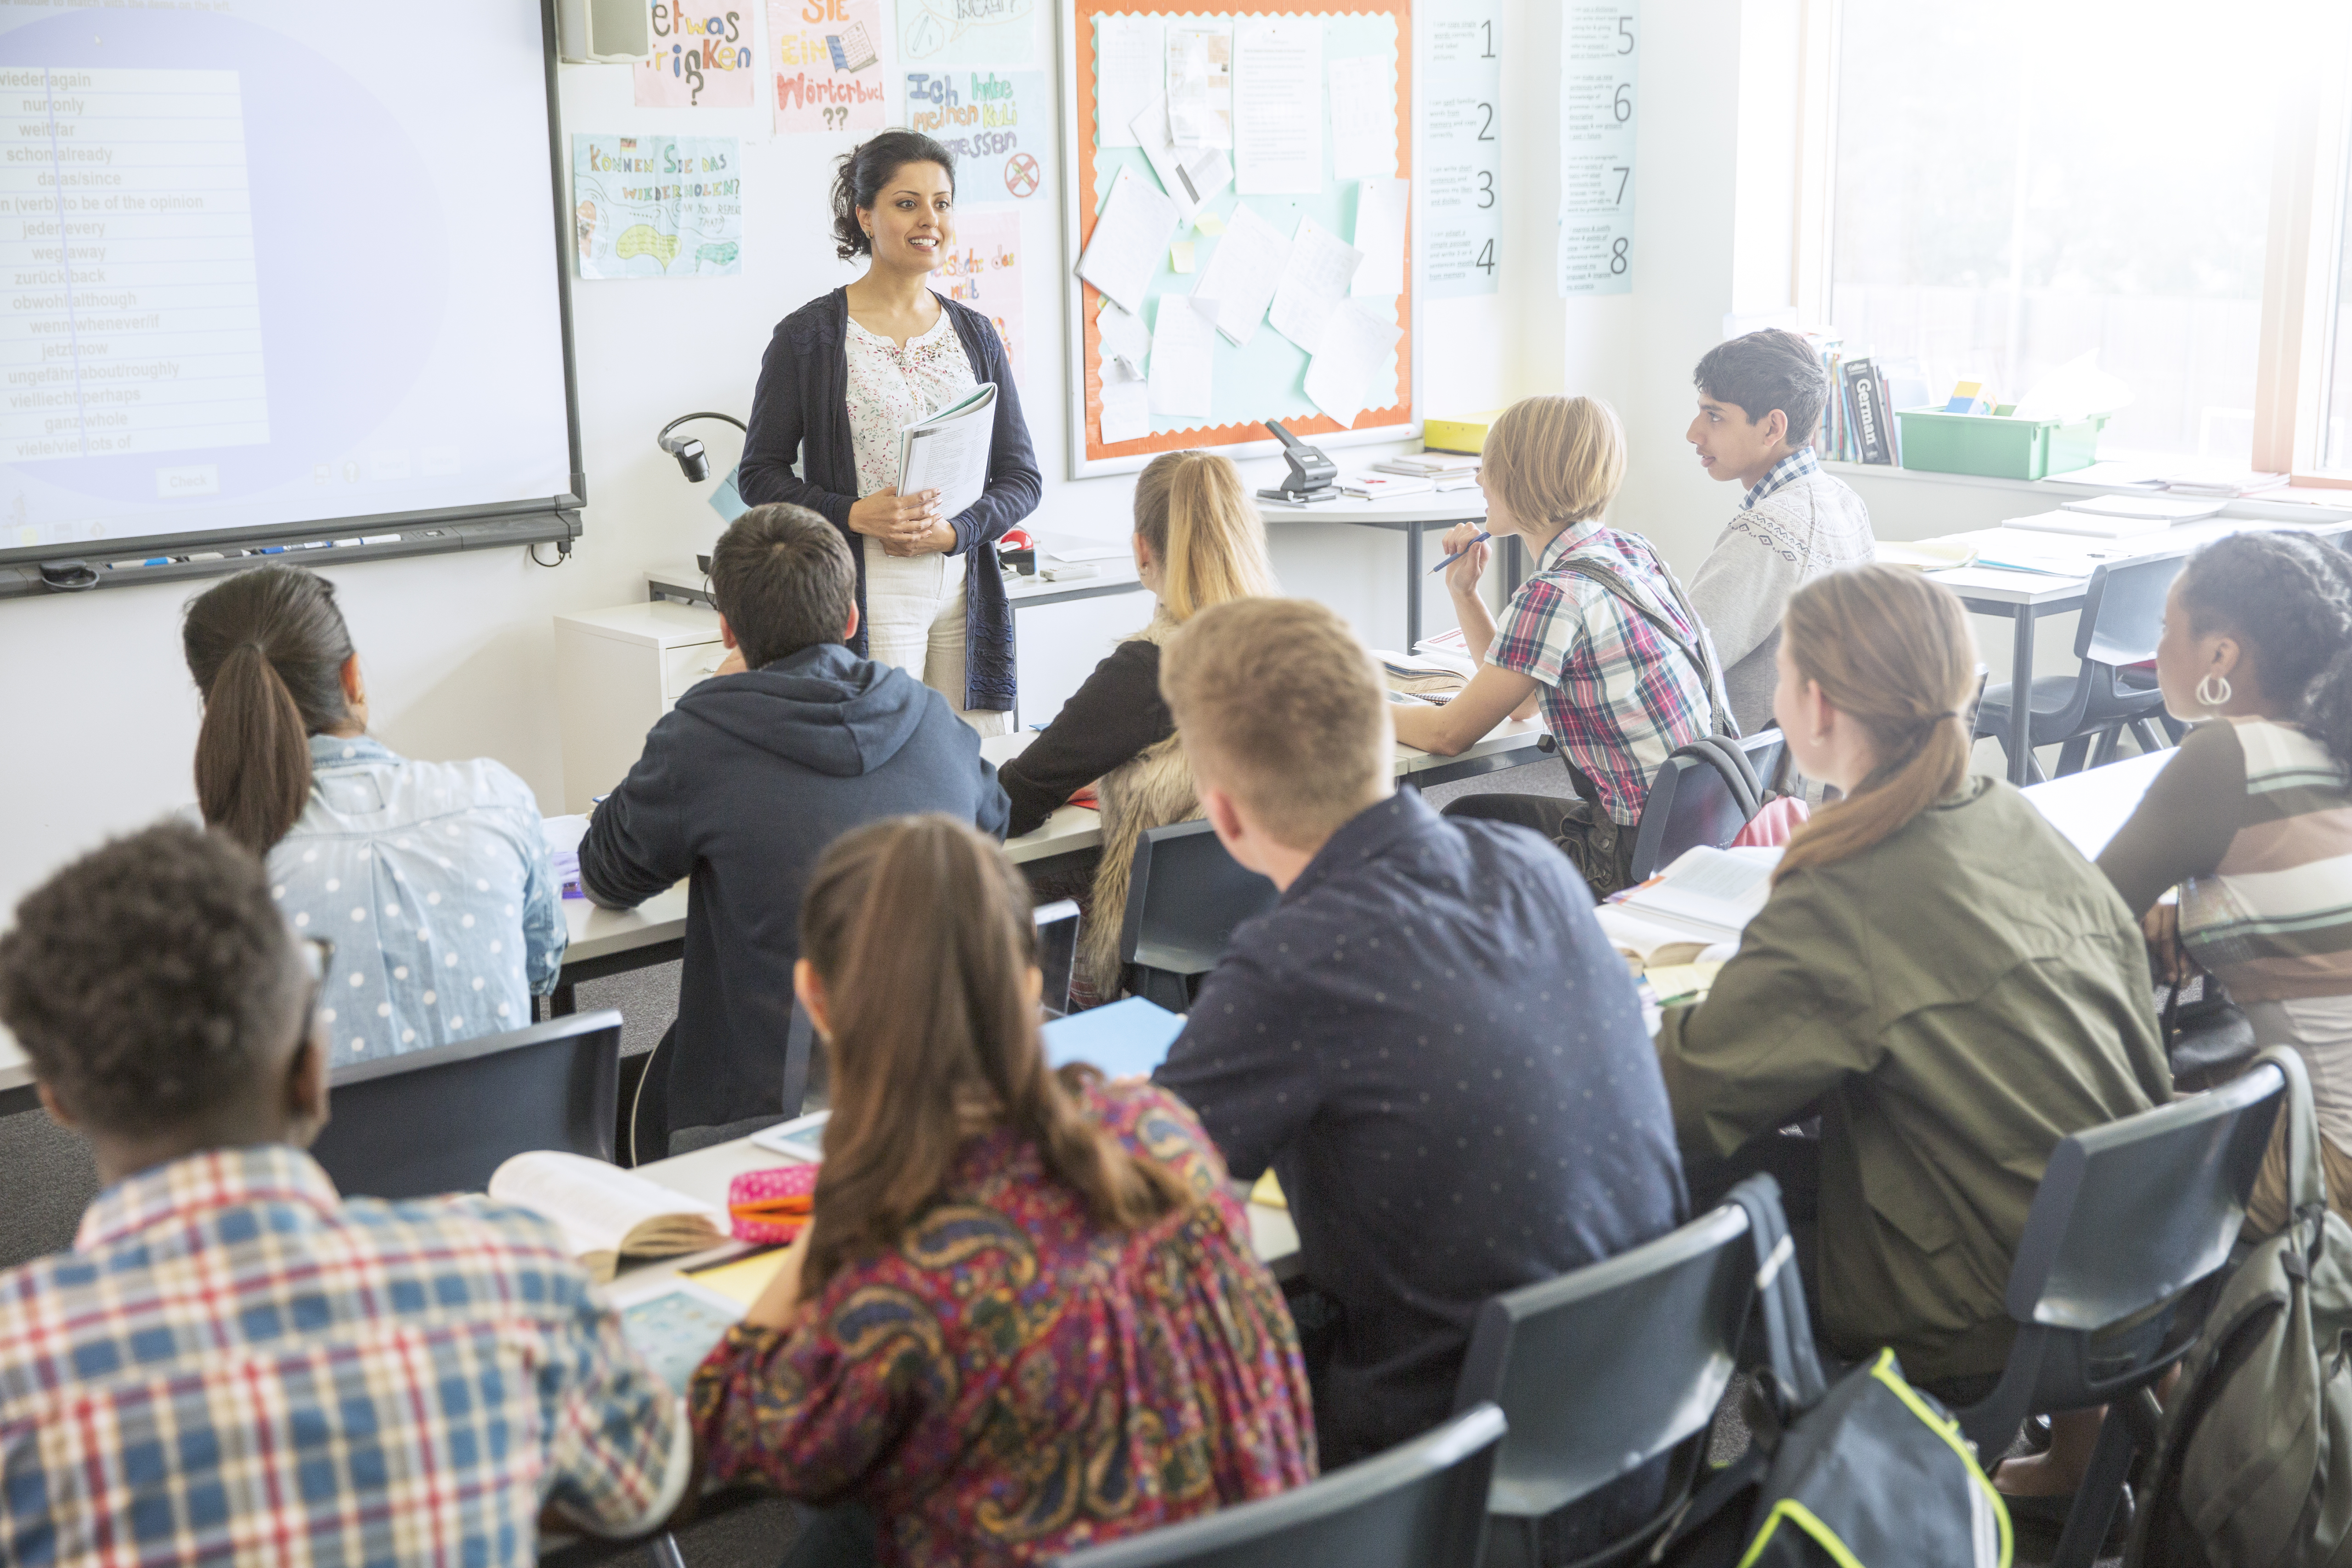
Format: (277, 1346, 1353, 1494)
(1057, 0, 1423, 479)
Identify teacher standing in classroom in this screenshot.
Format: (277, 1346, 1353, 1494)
(739, 130, 1040, 734)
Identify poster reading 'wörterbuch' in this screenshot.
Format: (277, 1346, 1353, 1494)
(572, 135, 743, 279)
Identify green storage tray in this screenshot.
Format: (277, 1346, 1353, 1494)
(1893, 408, 2109, 481)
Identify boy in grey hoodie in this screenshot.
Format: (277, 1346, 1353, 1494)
(1684, 329, 1876, 735)
(581, 504, 1009, 1146)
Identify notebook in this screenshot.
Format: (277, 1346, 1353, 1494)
(1040, 996, 1187, 1079)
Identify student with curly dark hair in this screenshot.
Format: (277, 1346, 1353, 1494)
(0, 823, 690, 1565)
(2097, 530, 2352, 1232)
(736, 130, 1041, 734)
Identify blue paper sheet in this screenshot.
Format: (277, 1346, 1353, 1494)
(1040, 996, 1186, 1079)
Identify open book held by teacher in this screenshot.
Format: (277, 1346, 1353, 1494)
(900, 381, 998, 520)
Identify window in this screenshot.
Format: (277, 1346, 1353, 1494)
(1814, 0, 2352, 478)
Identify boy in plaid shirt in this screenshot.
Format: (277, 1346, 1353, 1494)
(1393, 395, 1730, 895)
(0, 824, 691, 1567)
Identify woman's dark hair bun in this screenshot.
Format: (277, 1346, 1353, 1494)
(830, 130, 958, 261)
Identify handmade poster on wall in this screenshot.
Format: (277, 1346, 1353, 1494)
(572, 135, 744, 278)
(1423, 0, 1499, 297)
(905, 70, 1057, 206)
(900, 0, 1035, 68)
(636, 4, 758, 106)
(939, 207, 1026, 383)
(1558, 1, 1636, 295)
(771, 0, 889, 133)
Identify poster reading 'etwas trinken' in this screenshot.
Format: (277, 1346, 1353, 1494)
(770, 0, 889, 133)
(636, 4, 757, 106)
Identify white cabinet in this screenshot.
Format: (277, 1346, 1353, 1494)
(553, 601, 724, 812)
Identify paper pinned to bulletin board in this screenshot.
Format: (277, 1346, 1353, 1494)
(636, 5, 758, 106)
(1062, 0, 1416, 475)
(938, 207, 1028, 384)
(770, 0, 891, 133)
(572, 135, 744, 278)
(902, 0, 1037, 65)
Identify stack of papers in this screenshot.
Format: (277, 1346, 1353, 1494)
(1340, 474, 1432, 498)
(2162, 466, 2288, 498)
(1375, 453, 1481, 479)
(2059, 493, 2223, 525)
(2004, 507, 2171, 540)
(1971, 530, 2140, 578)
(898, 383, 998, 519)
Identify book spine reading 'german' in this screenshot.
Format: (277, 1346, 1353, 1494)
(1842, 357, 1893, 465)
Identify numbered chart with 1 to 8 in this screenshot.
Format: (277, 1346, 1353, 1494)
(1557, 1, 1634, 296)
(1422, 0, 1498, 298)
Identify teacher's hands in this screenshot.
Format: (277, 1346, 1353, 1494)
(849, 485, 950, 556)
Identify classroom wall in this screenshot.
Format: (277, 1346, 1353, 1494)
(0, 0, 1571, 911)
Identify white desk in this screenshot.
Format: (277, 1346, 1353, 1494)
(2018, 746, 2171, 860)
(609, 1131, 1303, 1305)
(647, 535, 1150, 616)
(1255, 487, 1500, 649)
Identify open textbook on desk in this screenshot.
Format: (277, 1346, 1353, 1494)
(899, 382, 997, 519)
(489, 1151, 728, 1283)
(1595, 845, 1779, 972)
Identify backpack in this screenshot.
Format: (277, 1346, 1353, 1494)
(2126, 1045, 2352, 1568)
(1655, 1178, 2010, 1568)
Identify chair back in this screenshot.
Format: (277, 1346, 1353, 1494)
(1738, 728, 1788, 797)
(1953, 1058, 2284, 1454)
(1117, 820, 1278, 1008)
(311, 1010, 622, 1200)
(1035, 898, 1081, 1019)
(1453, 1194, 1756, 1533)
(1626, 748, 1753, 883)
(2074, 549, 2192, 668)
(1046, 1403, 1506, 1568)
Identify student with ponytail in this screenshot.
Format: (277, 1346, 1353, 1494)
(2096, 530, 2352, 1233)
(689, 815, 1313, 1568)
(996, 449, 1273, 998)
(182, 565, 562, 1062)
(1655, 565, 2168, 1402)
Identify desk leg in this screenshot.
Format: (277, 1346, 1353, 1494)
(1405, 521, 1424, 649)
(549, 982, 577, 1019)
(1504, 536, 1524, 599)
(2008, 610, 2036, 787)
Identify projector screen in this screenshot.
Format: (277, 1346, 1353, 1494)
(0, 0, 577, 565)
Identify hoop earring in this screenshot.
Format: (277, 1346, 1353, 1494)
(2196, 672, 2233, 711)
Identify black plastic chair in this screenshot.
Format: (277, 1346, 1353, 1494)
(1046, 1403, 1506, 1568)
(311, 1009, 622, 1200)
(1036, 898, 1081, 1018)
(1623, 731, 1781, 883)
(1451, 1181, 1767, 1567)
(1975, 548, 2190, 782)
(1950, 1050, 2289, 1568)
(1117, 819, 1278, 1010)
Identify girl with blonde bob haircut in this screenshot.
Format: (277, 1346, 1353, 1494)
(1654, 565, 2169, 1439)
(1393, 394, 1731, 895)
(998, 449, 1277, 998)
(689, 815, 1314, 1568)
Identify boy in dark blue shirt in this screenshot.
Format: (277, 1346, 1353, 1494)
(1153, 598, 1685, 1488)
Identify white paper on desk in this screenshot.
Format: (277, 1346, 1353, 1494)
(1100, 378, 1152, 444)
(1303, 304, 1402, 427)
(1267, 216, 1363, 354)
(1095, 14, 1165, 148)
(1147, 294, 1217, 418)
(1131, 94, 1233, 222)
(1166, 23, 1233, 148)
(1191, 199, 1289, 345)
(1233, 17, 1322, 194)
(1327, 54, 1389, 179)
(1351, 176, 1408, 296)
(1077, 166, 1179, 316)
(1052, 543, 1131, 562)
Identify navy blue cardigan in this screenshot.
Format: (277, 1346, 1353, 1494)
(737, 288, 1042, 713)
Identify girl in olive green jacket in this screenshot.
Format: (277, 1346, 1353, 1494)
(1654, 566, 2170, 1460)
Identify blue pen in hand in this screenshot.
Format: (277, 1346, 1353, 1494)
(1427, 531, 1493, 575)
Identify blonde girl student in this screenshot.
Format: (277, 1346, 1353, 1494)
(1390, 394, 1732, 896)
(997, 449, 1274, 998)
(1654, 566, 2168, 1427)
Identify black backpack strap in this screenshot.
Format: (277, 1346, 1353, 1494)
(1553, 556, 1738, 740)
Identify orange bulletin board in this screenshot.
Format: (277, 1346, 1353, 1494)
(1058, 0, 1418, 475)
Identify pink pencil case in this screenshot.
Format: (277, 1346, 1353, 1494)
(727, 1164, 819, 1245)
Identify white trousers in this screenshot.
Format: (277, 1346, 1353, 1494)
(861, 538, 1009, 736)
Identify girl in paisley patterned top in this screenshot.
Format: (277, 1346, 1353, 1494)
(689, 815, 1315, 1568)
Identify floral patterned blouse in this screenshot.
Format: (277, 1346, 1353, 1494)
(689, 1082, 1317, 1568)
(844, 307, 978, 502)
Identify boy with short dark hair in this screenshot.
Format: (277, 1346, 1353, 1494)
(0, 823, 690, 1566)
(1685, 328, 1875, 733)
(581, 503, 1009, 1149)
(1153, 599, 1685, 1541)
